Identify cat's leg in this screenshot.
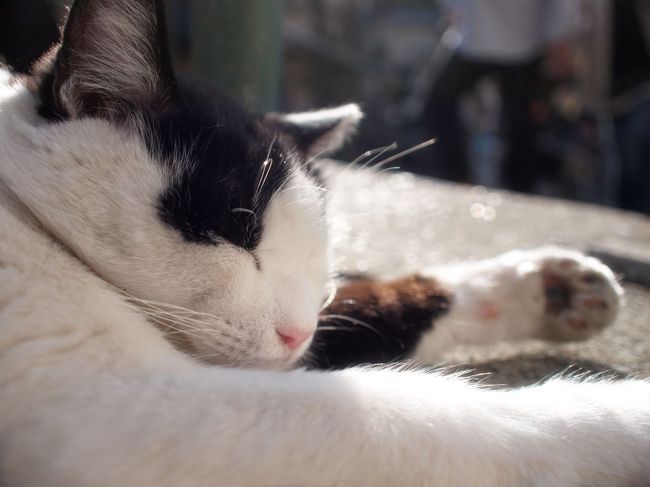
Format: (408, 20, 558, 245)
(310, 274, 451, 369)
(311, 248, 621, 368)
(4, 352, 650, 487)
(413, 247, 622, 361)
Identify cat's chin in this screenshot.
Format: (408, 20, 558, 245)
(196, 354, 300, 371)
(145, 314, 306, 370)
(178, 339, 306, 370)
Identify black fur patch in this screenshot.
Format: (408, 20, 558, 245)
(36, 70, 61, 121)
(152, 78, 295, 251)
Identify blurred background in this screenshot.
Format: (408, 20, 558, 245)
(1, 0, 649, 214)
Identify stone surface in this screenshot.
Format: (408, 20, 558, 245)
(325, 161, 650, 386)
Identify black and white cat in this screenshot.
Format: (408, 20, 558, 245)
(0, 1, 648, 485)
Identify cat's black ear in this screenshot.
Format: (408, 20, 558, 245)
(265, 104, 363, 159)
(49, 0, 175, 118)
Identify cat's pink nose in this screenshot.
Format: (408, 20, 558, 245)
(276, 327, 313, 350)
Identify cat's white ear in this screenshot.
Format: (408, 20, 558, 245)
(266, 104, 363, 158)
(50, 0, 175, 118)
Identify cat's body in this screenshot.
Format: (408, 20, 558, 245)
(0, 1, 649, 485)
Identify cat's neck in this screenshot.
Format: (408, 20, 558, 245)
(0, 75, 53, 232)
(0, 74, 172, 299)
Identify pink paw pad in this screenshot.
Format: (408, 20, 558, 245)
(538, 254, 619, 342)
(479, 301, 500, 320)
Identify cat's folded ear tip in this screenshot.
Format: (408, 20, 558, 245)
(320, 103, 365, 126)
(264, 103, 364, 157)
(273, 103, 364, 128)
(337, 103, 364, 121)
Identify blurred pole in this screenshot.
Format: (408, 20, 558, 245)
(190, 0, 286, 112)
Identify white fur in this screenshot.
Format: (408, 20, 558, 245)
(281, 103, 363, 128)
(415, 248, 623, 360)
(2, 70, 650, 487)
(281, 103, 364, 156)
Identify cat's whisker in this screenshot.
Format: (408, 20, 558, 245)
(275, 166, 301, 195)
(231, 208, 258, 222)
(278, 185, 330, 196)
(297, 148, 330, 172)
(256, 158, 273, 201)
(0, 250, 230, 339)
(369, 166, 401, 178)
(279, 153, 326, 189)
(320, 281, 338, 312)
(142, 311, 229, 336)
(132, 304, 221, 328)
(161, 328, 224, 336)
(358, 142, 399, 171)
(125, 298, 207, 323)
(319, 314, 388, 342)
(349, 143, 398, 166)
(253, 136, 277, 205)
(155, 319, 244, 349)
(314, 326, 342, 332)
(371, 138, 437, 169)
(336, 142, 399, 184)
(117, 296, 235, 338)
(119, 291, 228, 323)
(332, 139, 432, 188)
(325, 151, 375, 187)
(132, 307, 221, 333)
(142, 314, 212, 342)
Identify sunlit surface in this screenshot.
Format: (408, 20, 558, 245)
(325, 161, 650, 384)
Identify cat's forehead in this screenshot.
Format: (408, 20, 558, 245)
(146, 80, 310, 251)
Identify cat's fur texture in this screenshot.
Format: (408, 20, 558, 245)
(0, 1, 649, 485)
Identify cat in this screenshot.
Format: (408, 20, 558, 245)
(0, 0, 648, 486)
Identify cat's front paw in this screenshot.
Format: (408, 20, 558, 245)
(529, 249, 622, 342)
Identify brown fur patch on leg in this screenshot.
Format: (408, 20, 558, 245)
(308, 275, 452, 369)
(329, 275, 452, 330)
(338, 273, 450, 312)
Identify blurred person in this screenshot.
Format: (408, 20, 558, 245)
(610, 0, 650, 214)
(421, 0, 584, 191)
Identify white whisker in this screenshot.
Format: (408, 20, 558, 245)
(371, 138, 436, 168)
(254, 137, 277, 204)
(359, 142, 399, 171)
(320, 314, 388, 341)
(231, 208, 258, 221)
(350, 142, 397, 166)
(320, 281, 338, 312)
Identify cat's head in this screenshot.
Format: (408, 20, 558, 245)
(32, 0, 361, 368)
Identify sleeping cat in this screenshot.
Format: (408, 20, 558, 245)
(0, 0, 648, 485)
